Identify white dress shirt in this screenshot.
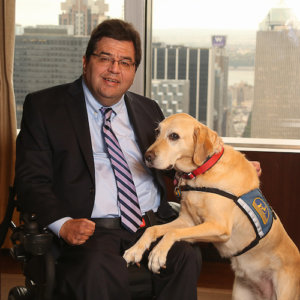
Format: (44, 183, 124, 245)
(48, 80, 160, 236)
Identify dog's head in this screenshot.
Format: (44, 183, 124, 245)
(145, 113, 223, 173)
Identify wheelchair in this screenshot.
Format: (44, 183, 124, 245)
(1, 186, 179, 300)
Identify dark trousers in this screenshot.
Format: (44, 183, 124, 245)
(55, 226, 202, 300)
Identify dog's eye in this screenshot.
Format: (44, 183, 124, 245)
(169, 133, 179, 141)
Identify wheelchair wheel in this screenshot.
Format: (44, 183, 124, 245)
(8, 286, 31, 300)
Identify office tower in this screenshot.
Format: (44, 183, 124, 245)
(228, 82, 254, 137)
(211, 36, 229, 136)
(152, 44, 209, 122)
(151, 42, 229, 135)
(14, 26, 89, 126)
(59, 0, 108, 36)
(251, 5, 300, 138)
(151, 79, 190, 117)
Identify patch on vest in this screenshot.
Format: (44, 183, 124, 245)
(237, 189, 273, 238)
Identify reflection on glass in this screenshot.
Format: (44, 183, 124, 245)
(152, 0, 300, 139)
(14, 0, 124, 127)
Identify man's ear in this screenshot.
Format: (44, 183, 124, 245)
(82, 55, 87, 74)
(193, 126, 221, 165)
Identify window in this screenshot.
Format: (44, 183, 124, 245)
(150, 0, 300, 151)
(14, 0, 124, 128)
(14, 0, 300, 151)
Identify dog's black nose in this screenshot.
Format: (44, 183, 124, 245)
(144, 151, 155, 165)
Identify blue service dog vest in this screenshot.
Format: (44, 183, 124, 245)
(175, 186, 275, 256)
(237, 189, 273, 239)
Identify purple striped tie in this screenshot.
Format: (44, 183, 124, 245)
(101, 107, 142, 232)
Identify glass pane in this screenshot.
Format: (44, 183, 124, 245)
(14, 0, 124, 128)
(152, 0, 300, 139)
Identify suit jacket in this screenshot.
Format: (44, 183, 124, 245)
(15, 77, 175, 228)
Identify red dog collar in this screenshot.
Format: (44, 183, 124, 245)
(182, 147, 224, 179)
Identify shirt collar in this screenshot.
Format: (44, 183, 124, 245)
(82, 79, 125, 120)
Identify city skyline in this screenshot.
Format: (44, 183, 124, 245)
(13, 0, 300, 140)
(16, 0, 300, 30)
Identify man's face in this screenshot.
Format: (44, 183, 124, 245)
(83, 37, 136, 106)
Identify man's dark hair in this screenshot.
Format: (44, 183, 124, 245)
(85, 19, 142, 70)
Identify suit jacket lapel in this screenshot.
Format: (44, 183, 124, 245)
(64, 77, 95, 184)
(124, 93, 150, 155)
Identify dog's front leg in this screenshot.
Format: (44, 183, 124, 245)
(123, 217, 187, 266)
(148, 221, 231, 273)
(123, 226, 159, 266)
(148, 230, 178, 273)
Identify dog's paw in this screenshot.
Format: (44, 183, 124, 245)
(124, 226, 159, 266)
(123, 245, 145, 266)
(147, 232, 175, 273)
(148, 247, 167, 273)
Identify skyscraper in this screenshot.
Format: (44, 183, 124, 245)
(14, 0, 110, 126)
(152, 44, 211, 122)
(211, 36, 229, 136)
(151, 42, 229, 134)
(14, 27, 89, 126)
(59, 0, 108, 36)
(251, 4, 300, 138)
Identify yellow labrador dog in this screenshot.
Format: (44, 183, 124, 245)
(123, 113, 300, 300)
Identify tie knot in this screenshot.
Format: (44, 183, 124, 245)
(100, 107, 113, 120)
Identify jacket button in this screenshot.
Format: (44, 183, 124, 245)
(89, 188, 95, 194)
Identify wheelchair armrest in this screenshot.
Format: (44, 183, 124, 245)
(9, 213, 56, 300)
(10, 213, 53, 260)
(23, 232, 53, 256)
(169, 201, 181, 214)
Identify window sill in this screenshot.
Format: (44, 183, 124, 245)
(223, 137, 300, 153)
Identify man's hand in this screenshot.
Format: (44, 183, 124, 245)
(251, 161, 262, 177)
(59, 218, 95, 245)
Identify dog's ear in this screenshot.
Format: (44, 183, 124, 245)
(193, 125, 223, 165)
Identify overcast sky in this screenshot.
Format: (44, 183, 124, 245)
(153, 0, 300, 29)
(15, 0, 123, 26)
(16, 0, 300, 30)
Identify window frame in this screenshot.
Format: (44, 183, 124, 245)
(124, 0, 300, 153)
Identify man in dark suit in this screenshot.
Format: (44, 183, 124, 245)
(15, 19, 202, 300)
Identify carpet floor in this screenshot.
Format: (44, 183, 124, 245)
(1, 273, 232, 300)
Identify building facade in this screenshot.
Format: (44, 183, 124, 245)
(14, 27, 89, 126)
(59, 0, 108, 36)
(251, 6, 300, 138)
(151, 42, 229, 135)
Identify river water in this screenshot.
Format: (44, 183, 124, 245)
(228, 67, 255, 86)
